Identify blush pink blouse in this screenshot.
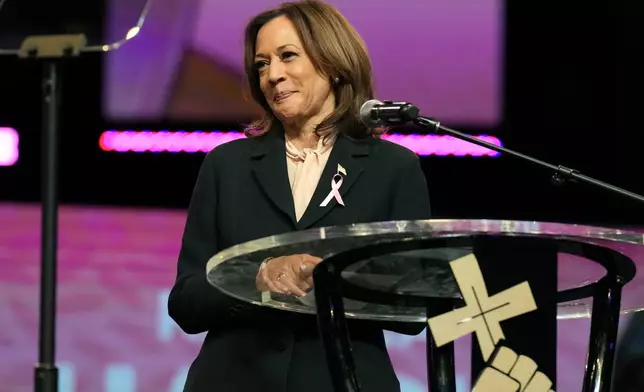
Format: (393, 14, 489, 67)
(285, 135, 336, 221)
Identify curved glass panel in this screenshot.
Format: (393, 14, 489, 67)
(207, 220, 644, 322)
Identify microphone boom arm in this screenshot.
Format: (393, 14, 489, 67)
(413, 115, 644, 205)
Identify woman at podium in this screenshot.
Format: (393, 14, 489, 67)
(168, 1, 431, 391)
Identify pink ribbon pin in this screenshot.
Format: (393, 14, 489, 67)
(320, 174, 345, 207)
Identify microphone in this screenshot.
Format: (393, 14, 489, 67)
(359, 97, 644, 206)
(359, 99, 420, 127)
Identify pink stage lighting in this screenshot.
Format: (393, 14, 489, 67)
(99, 130, 502, 157)
(0, 127, 19, 166)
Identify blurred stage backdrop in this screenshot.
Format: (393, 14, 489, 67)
(103, 0, 503, 125)
(1, 0, 644, 391)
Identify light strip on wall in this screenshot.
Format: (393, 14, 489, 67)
(0, 127, 19, 166)
(99, 130, 503, 157)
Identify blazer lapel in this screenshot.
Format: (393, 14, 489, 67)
(297, 135, 369, 229)
(250, 130, 297, 225)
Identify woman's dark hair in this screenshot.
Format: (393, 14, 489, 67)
(243, 0, 383, 139)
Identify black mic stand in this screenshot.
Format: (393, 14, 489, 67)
(17, 34, 88, 392)
(412, 115, 644, 204)
(409, 112, 642, 392)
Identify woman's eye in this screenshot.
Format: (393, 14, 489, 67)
(254, 61, 268, 71)
(281, 51, 297, 60)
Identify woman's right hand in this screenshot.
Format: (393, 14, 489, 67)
(255, 254, 323, 296)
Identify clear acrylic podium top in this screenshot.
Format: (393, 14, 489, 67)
(206, 220, 644, 322)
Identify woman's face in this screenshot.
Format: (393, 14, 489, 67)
(254, 16, 335, 128)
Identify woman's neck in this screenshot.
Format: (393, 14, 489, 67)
(282, 101, 335, 149)
(283, 119, 321, 150)
(285, 132, 318, 150)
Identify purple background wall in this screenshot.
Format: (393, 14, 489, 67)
(103, 0, 502, 125)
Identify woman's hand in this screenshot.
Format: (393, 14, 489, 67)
(255, 254, 323, 296)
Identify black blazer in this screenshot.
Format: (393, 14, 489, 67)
(168, 128, 431, 392)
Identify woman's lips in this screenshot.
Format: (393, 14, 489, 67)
(274, 91, 294, 103)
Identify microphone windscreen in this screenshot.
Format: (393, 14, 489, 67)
(359, 99, 383, 127)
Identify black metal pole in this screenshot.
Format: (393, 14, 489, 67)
(35, 61, 60, 392)
(582, 278, 623, 392)
(426, 303, 456, 392)
(314, 264, 361, 392)
(413, 116, 644, 205)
